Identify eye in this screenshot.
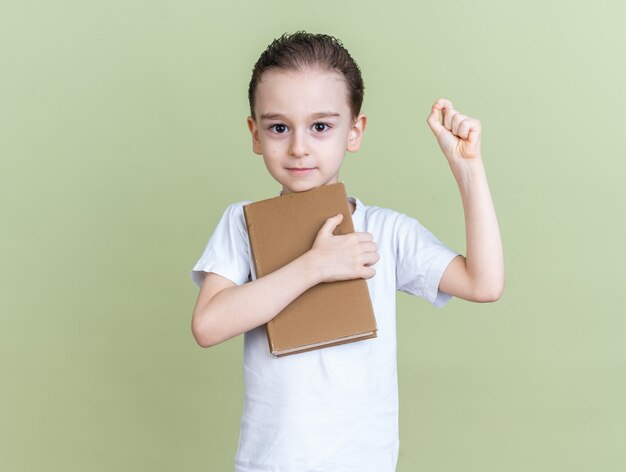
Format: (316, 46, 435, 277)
(313, 122, 331, 133)
(269, 124, 288, 134)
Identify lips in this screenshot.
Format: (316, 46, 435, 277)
(286, 167, 316, 175)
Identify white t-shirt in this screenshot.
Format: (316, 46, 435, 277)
(191, 195, 459, 472)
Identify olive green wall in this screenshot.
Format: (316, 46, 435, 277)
(2, 1, 625, 470)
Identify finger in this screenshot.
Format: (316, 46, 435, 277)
(354, 232, 374, 242)
(433, 98, 453, 111)
(318, 213, 343, 236)
(360, 241, 378, 253)
(360, 266, 376, 279)
(466, 118, 482, 144)
(451, 113, 468, 136)
(426, 106, 445, 139)
(431, 99, 454, 128)
(443, 108, 458, 131)
(457, 118, 472, 140)
(433, 99, 454, 129)
(361, 251, 380, 266)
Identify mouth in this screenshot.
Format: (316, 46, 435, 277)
(286, 167, 317, 175)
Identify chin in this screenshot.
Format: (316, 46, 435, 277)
(284, 186, 316, 194)
(281, 183, 322, 194)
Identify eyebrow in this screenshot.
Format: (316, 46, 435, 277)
(260, 112, 341, 121)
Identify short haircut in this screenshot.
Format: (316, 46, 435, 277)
(248, 31, 365, 120)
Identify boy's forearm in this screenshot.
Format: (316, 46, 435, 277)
(452, 159, 504, 299)
(193, 252, 322, 347)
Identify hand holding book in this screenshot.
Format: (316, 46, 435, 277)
(309, 213, 379, 283)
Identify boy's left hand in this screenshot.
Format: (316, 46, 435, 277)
(426, 98, 482, 163)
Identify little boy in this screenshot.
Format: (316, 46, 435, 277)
(190, 31, 503, 472)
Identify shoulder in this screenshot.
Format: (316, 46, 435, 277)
(356, 198, 446, 255)
(364, 203, 404, 221)
(207, 200, 254, 242)
(221, 200, 252, 216)
(215, 200, 252, 225)
(355, 197, 422, 233)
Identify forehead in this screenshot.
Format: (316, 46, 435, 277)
(255, 68, 350, 117)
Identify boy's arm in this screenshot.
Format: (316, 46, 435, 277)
(426, 98, 504, 302)
(191, 213, 379, 348)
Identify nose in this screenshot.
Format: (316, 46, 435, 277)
(288, 130, 309, 158)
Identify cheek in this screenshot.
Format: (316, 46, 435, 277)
(260, 134, 285, 151)
(261, 144, 281, 159)
(321, 133, 349, 152)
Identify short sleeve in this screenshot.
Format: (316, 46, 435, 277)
(190, 202, 252, 288)
(394, 212, 460, 307)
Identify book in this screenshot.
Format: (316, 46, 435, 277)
(243, 183, 378, 358)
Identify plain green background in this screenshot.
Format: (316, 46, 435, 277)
(2, 0, 625, 470)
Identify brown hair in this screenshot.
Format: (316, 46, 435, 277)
(248, 31, 365, 120)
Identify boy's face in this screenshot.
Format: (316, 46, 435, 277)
(247, 68, 366, 195)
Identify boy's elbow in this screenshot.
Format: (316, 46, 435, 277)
(191, 324, 210, 348)
(192, 332, 211, 349)
(191, 315, 220, 349)
(473, 280, 504, 303)
(192, 328, 220, 349)
(475, 289, 503, 303)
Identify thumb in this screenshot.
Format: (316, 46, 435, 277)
(426, 105, 445, 139)
(318, 213, 344, 236)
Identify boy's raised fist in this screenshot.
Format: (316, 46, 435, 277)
(427, 98, 482, 162)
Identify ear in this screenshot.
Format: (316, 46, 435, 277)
(247, 116, 263, 155)
(346, 113, 367, 153)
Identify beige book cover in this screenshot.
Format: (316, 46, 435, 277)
(243, 183, 378, 358)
